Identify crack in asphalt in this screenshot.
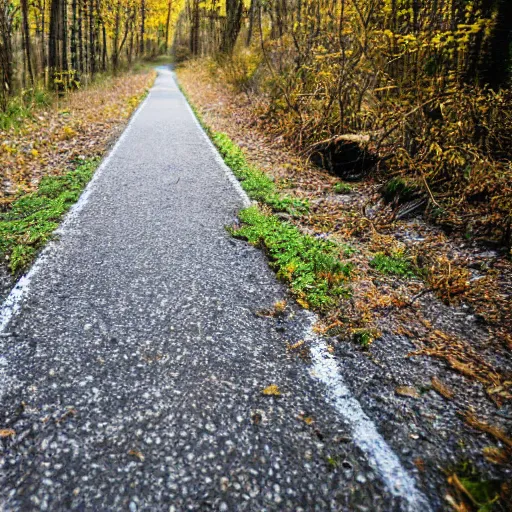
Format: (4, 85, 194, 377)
(0, 67, 430, 511)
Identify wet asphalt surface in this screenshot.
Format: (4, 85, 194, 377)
(0, 68, 428, 511)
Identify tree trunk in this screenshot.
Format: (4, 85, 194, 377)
(78, 0, 84, 73)
(221, 0, 242, 54)
(140, 0, 145, 56)
(71, 0, 79, 71)
(190, 0, 200, 55)
(128, 10, 135, 63)
(102, 20, 107, 70)
(62, 0, 68, 71)
(112, 1, 121, 69)
(0, 0, 13, 107)
(49, 0, 62, 75)
(246, 0, 257, 46)
(89, 0, 96, 74)
(164, 0, 173, 53)
(41, 0, 47, 72)
(21, 0, 35, 85)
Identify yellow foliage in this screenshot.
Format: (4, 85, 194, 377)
(262, 384, 281, 396)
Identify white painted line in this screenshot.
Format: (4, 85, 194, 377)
(304, 313, 431, 511)
(170, 69, 252, 209)
(175, 71, 431, 509)
(0, 87, 153, 334)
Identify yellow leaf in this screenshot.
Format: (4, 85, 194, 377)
(395, 386, 421, 399)
(262, 384, 281, 396)
(128, 449, 145, 461)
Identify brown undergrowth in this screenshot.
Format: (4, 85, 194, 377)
(1, 68, 156, 211)
(178, 60, 512, 503)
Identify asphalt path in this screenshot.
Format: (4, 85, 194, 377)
(0, 67, 430, 511)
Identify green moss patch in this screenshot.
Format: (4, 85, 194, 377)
(370, 252, 416, 278)
(0, 158, 99, 274)
(230, 206, 352, 311)
(333, 182, 352, 194)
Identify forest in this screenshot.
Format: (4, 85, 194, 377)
(174, 0, 512, 246)
(0, 0, 181, 103)
(2, 0, 511, 244)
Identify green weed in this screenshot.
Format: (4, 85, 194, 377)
(381, 176, 421, 204)
(451, 461, 504, 512)
(0, 89, 53, 131)
(0, 158, 99, 274)
(353, 329, 374, 348)
(213, 132, 309, 215)
(333, 182, 352, 194)
(370, 252, 416, 278)
(182, 86, 352, 313)
(180, 86, 309, 215)
(230, 205, 352, 311)
(326, 455, 341, 470)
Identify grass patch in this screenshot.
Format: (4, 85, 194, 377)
(353, 328, 376, 348)
(230, 206, 352, 311)
(0, 89, 53, 132)
(0, 158, 99, 274)
(381, 176, 422, 204)
(213, 132, 309, 215)
(333, 182, 352, 194)
(449, 461, 507, 512)
(370, 252, 416, 278)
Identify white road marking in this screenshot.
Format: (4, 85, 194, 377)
(0, 91, 152, 335)
(304, 313, 431, 511)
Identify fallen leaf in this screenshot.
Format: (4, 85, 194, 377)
(482, 446, 509, 465)
(414, 457, 425, 472)
(431, 376, 454, 399)
(262, 384, 281, 396)
(128, 449, 145, 462)
(395, 386, 421, 399)
(287, 339, 305, 351)
(464, 411, 512, 449)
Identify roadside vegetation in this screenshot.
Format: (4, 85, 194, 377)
(185, 90, 352, 310)
(0, 158, 98, 273)
(175, 0, 512, 504)
(0, 0, 182, 106)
